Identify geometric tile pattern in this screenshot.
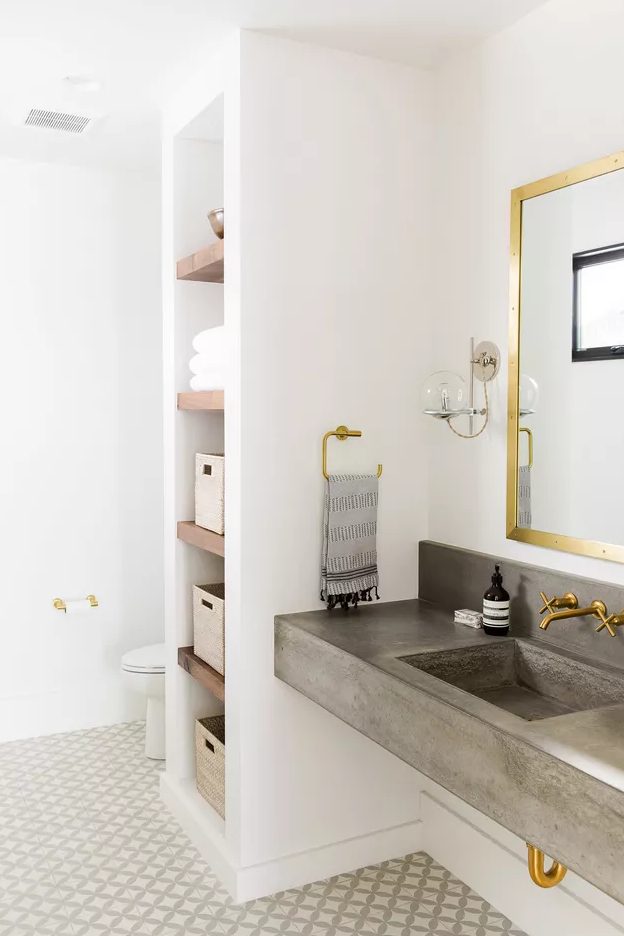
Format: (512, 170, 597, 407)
(0, 722, 527, 936)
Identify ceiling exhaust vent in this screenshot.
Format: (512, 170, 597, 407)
(24, 108, 92, 134)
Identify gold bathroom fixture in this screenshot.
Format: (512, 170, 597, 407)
(53, 595, 99, 612)
(527, 844, 567, 888)
(595, 611, 624, 637)
(538, 592, 578, 615)
(519, 427, 533, 468)
(538, 592, 610, 633)
(321, 425, 382, 480)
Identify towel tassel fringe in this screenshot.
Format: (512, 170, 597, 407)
(321, 586, 380, 611)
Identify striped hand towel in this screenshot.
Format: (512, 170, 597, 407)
(518, 464, 532, 529)
(321, 473, 380, 610)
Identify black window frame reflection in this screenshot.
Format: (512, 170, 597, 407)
(572, 242, 624, 362)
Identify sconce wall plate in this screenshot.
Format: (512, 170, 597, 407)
(473, 340, 500, 382)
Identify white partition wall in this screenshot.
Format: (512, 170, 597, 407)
(232, 32, 432, 879)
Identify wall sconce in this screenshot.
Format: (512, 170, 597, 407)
(421, 338, 500, 439)
(520, 373, 539, 416)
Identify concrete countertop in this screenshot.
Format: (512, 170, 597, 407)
(274, 598, 624, 904)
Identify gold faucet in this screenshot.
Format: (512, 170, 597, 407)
(538, 591, 624, 636)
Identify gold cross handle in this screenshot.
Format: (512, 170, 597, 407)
(538, 592, 578, 615)
(595, 611, 624, 637)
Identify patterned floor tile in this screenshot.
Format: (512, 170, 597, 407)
(433, 885, 525, 936)
(0, 722, 527, 936)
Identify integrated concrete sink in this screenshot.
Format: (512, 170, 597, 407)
(276, 589, 624, 904)
(399, 639, 624, 721)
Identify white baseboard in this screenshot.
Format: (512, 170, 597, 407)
(421, 789, 624, 936)
(233, 818, 424, 903)
(160, 773, 237, 896)
(0, 678, 144, 743)
(160, 771, 423, 903)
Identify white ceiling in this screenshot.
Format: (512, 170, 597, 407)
(0, 0, 549, 168)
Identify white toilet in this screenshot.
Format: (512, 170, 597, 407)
(121, 643, 166, 760)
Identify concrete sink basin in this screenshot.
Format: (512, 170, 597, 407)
(399, 638, 624, 721)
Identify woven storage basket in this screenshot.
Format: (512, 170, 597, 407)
(195, 453, 225, 534)
(193, 583, 225, 675)
(195, 715, 225, 817)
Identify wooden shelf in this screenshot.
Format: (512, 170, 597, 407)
(178, 647, 225, 701)
(176, 242, 224, 283)
(177, 391, 224, 411)
(177, 521, 225, 557)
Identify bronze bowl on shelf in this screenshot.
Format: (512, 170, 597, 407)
(207, 208, 224, 240)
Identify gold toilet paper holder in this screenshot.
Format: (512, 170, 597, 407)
(53, 595, 99, 612)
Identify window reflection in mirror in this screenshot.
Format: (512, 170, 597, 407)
(573, 243, 624, 361)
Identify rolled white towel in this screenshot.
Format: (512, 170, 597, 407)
(190, 372, 224, 391)
(192, 326, 225, 356)
(189, 353, 222, 376)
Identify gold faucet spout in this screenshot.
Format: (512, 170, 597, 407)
(540, 600, 607, 631)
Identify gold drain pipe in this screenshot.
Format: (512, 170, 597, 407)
(527, 844, 567, 888)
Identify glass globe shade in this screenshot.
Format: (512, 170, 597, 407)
(421, 371, 468, 419)
(519, 374, 539, 415)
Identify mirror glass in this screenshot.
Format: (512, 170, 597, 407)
(509, 157, 624, 559)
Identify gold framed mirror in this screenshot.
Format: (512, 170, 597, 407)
(507, 148, 624, 564)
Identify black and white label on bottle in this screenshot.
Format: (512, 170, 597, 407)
(483, 599, 509, 626)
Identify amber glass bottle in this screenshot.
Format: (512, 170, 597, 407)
(482, 565, 510, 636)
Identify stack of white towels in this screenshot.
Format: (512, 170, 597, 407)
(189, 326, 225, 391)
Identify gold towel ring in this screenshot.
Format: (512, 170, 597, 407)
(322, 425, 382, 480)
(519, 426, 533, 468)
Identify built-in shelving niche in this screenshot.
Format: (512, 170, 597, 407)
(167, 90, 227, 846)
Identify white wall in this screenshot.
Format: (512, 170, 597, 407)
(428, 0, 624, 586)
(0, 155, 163, 741)
(229, 32, 433, 869)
